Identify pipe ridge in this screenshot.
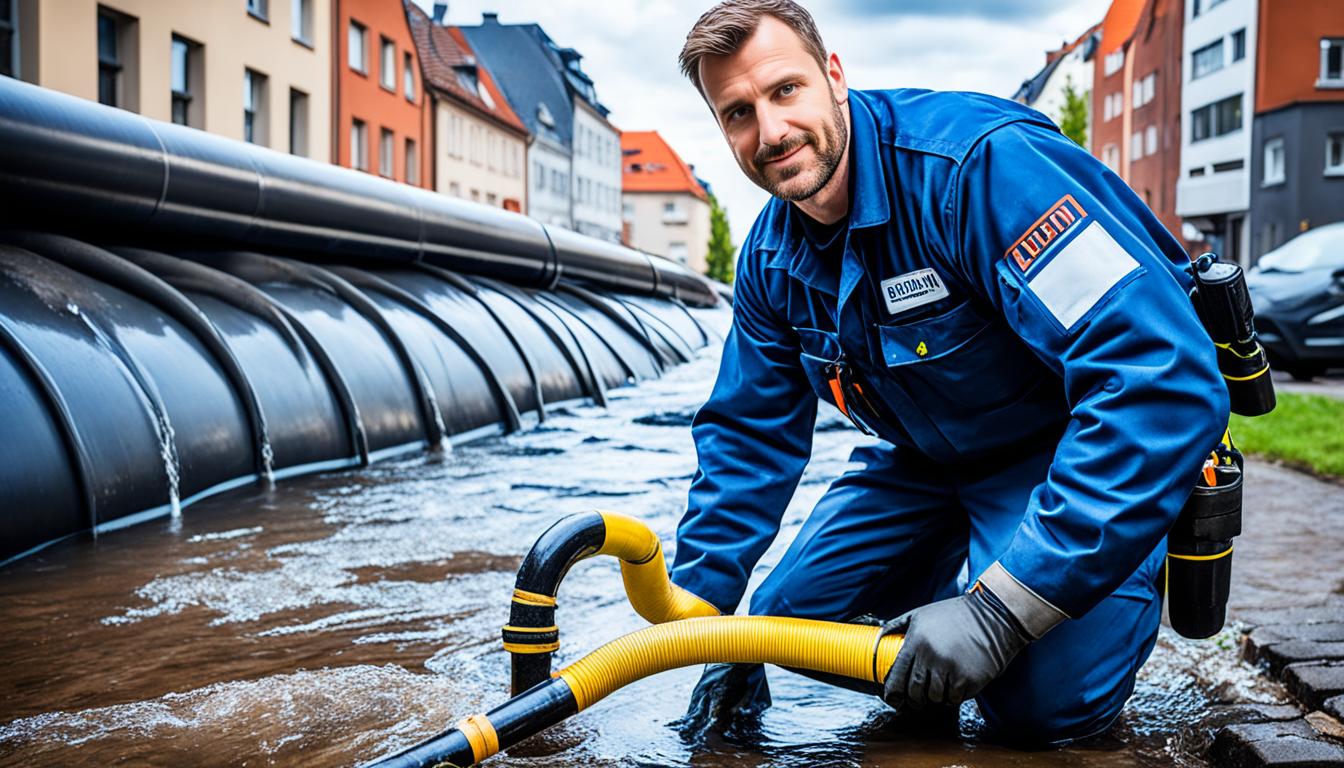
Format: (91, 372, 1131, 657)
(558, 284, 667, 374)
(534, 293, 641, 383)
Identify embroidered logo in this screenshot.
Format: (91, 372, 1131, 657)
(915, 341, 928, 357)
(880, 268, 950, 315)
(1005, 194, 1088, 272)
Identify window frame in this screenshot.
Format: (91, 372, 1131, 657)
(1321, 38, 1344, 88)
(402, 51, 415, 101)
(405, 137, 418, 185)
(350, 117, 368, 171)
(289, 87, 309, 156)
(243, 67, 268, 145)
(1262, 137, 1285, 186)
(1325, 133, 1344, 176)
(379, 36, 395, 91)
(1192, 38, 1225, 80)
(1231, 28, 1246, 62)
(246, 0, 268, 23)
(290, 0, 312, 46)
(379, 127, 394, 178)
(348, 19, 367, 75)
(97, 10, 123, 108)
(170, 35, 194, 127)
(1191, 93, 1242, 143)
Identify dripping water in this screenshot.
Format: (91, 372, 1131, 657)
(66, 302, 182, 519)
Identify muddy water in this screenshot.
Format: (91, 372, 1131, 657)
(0, 327, 1324, 767)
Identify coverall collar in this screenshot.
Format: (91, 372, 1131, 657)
(760, 89, 893, 296)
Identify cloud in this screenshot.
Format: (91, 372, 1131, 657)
(832, 0, 1066, 20)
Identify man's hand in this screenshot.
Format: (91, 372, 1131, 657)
(672, 662, 771, 737)
(879, 585, 1032, 710)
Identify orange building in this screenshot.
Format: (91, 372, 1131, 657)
(335, 0, 427, 187)
(621, 130, 710, 273)
(1092, 0, 1145, 175)
(1126, 0, 1187, 246)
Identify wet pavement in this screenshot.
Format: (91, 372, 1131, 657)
(0, 327, 1332, 767)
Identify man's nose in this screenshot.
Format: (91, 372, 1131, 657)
(757, 106, 791, 148)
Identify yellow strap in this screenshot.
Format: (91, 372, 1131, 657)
(503, 640, 560, 653)
(501, 624, 559, 634)
(455, 713, 500, 764)
(1214, 341, 1263, 360)
(1168, 546, 1233, 562)
(1223, 365, 1269, 382)
(512, 588, 557, 607)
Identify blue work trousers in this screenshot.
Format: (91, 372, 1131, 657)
(748, 441, 1164, 744)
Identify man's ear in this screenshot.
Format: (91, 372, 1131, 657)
(827, 52, 848, 103)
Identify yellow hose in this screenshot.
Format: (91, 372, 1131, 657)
(595, 511, 720, 623)
(557, 615, 904, 710)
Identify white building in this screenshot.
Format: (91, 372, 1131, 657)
(1176, 0, 1257, 264)
(1013, 25, 1101, 150)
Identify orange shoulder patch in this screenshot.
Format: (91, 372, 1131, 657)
(1004, 194, 1088, 272)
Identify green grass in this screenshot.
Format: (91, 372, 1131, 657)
(1230, 392, 1344, 479)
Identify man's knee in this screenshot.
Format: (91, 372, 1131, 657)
(975, 687, 1129, 746)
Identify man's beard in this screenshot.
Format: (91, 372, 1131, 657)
(745, 99, 848, 202)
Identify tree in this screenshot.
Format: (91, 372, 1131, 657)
(1058, 74, 1090, 150)
(705, 192, 736, 285)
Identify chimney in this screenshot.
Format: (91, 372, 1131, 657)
(432, 3, 447, 24)
(482, 12, 499, 23)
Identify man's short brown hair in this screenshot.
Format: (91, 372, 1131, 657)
(679, 0, 828, 98)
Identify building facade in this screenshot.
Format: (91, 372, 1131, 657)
(1093, 0, 1145, 175)
(1126, 0, 1187, 243)
(1013, 25, 1100, 149)
(464, 14, 622, 242)
(7, 0, 331, 160)
(621, 130, 711, 273)
(1248, 0, 1344, 262)
(1176, 0, 1257, 265)
(337, 0, 425, 186)
(406, 4, 527, 209)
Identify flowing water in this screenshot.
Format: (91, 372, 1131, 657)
(1, 327, 1328, 767)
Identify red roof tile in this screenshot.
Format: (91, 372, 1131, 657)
(405, 3, 527, 135)
(1099, 0, 1147, 56)
(622, 131, 707, 201)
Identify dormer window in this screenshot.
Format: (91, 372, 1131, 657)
(537, 102, 555, 128)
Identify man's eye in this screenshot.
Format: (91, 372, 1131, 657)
(779, 84, 797, 97)
(729, 106, 751, 121)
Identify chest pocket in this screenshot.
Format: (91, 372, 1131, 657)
(794, 326, 841, 406)
(876, 299, 1055, 420)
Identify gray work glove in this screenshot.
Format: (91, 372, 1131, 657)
(879, 584, 1031, 710)
(672, 662, 771, 736)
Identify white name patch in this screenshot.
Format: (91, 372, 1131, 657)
(1027, 221, 1139, 331)
(881, 268, 949, 315)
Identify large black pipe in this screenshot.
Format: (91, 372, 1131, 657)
(0, 77, 719, 308)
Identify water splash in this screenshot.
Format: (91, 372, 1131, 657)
(67, 301, 181, 518)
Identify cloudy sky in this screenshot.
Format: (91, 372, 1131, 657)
(416, 0, 1112, 247)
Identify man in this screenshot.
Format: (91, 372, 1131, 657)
(666, 0, 1228, 745)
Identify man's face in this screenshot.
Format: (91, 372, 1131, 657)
(698, 16, 848, 201)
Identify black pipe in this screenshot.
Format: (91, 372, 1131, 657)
(0, 76, 719, 307)
(5, 233, 275, 480)
(535, 293, 642, 383)
(506, 512, 606, 695)
(559, 284, 668, 375)
(368, 678, 580, 768)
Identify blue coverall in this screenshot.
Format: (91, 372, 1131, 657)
(669, 88, 1229, 742)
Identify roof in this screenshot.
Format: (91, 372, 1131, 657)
(461, 16, 613, 151)
(1098, 0, 1147, 57)
(1013, 23, 1101, 105)
(404, 3, 527, 136)
(622, 131, 708, 202)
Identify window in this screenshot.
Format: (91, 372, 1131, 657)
(243, 68, 267, 145)
(471, 188, 480, 202)
(668, 242, 689, 266)
(1212, 159, 1244, 173)
(1145, 124, 1158, 155)
(1191, 93, 1242, 142)
(1133, 73, 1156, 109)
(348, 20, 367, 74)
(534, 162, 544, 189)
(379, 36, 395, 90)
(1, 0, 16, 78)
(170, 36, 202, 127)
(379, 127, 394, 177)
(449, 181, 460, 197)
(247, 0, 267, 21)
(351, 118, 367, 170)
(1232, 29, 1246, 62)
(1326, 133, 1344, 175)
(1192, 0, 1200, 17)
(1104, 49, 1124, 76)
(1322, 39, 1344, 86)
(403, 51, 414, 101)
(1190, 166, 1206, 177)
(486, 192, 497, 206)
(98, 9, 124, 107)
(1131, 131, 1143, 160)
(289, 88, 308, 156)
(291, 0, 312, 45)
(1263, 137, 1285, 185)
(1192, 38, 1224, 80)
(1102, 143, 1120, 171)
(405, 138, 418, 184)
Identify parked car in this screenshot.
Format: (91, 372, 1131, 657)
(1246, 222, 1344, 380)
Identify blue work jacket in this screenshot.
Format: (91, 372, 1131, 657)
(670, 88, 1229, 620)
